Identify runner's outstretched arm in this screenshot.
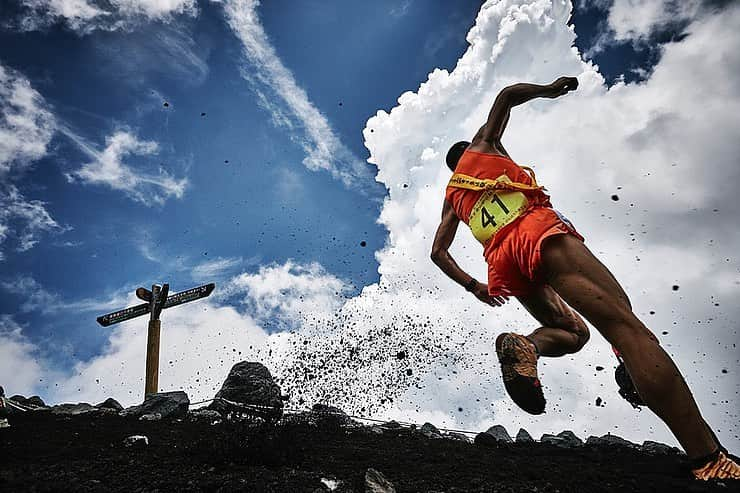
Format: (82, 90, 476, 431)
(431, 201, 507, 307)
(480, 77, 579, 144)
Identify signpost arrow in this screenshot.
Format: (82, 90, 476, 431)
(97, 283, 215, 327)
(96, 282, 215, 397)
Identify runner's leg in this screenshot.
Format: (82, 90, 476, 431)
(540, 233, 718, 460)
(517, 284, 590, 357)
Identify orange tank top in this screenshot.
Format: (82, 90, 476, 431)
(445, 150, 551, 249)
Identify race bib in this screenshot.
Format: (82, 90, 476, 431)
(468, 176, 529, 244)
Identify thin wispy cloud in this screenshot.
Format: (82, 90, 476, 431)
(62, 127, 188, 205)
(222, 0, 374, 189)
(13, 0, 198, 33)
(0, 275, 131, 314)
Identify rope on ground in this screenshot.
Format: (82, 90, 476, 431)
(189, 397, 481, 436)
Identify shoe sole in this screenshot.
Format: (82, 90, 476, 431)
(496, 333, 545, 415)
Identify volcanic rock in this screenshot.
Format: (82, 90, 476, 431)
(188, 409, 222, 422)
(123, 435, 149, 448)
(51, 403, 97, 415)
(475, 424, 513, 446)
(310, 403, 354, 427)
(26, 396, 47, 408)
(365, 468, 396, 493)
(209, 362, 283, 421)
(446, 432, 471, 443)
(121, 391, 189, 420)
(586, 433, 636, 448)
(420, 422, 442, 438)
(515, 428, 534, 443)
(96, 398, 123, 411)
(557, 430, 584, 447)
(642, 440, 679, 455)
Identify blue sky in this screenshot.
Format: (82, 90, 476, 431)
(0, 0, 667, 365)
(2, 0, 738, 450)
(0, 0, 488, 364)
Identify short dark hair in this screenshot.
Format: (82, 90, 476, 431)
(445, 141, 470, 172)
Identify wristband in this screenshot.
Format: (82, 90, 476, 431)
(464, 278, 478, 292)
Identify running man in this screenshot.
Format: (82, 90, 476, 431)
(430, 77, 739, 481)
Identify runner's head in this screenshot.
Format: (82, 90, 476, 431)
(446, 141, 470, 172)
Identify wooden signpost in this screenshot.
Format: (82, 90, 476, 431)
(97, 283, 215, 397)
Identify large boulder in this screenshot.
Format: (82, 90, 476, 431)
(121, 391, 189, 419)
(209, 362, 283, 421)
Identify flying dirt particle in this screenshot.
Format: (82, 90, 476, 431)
(201, 112, 206, 116)
(396, 351, 406, 360)
(224, 160, 229, 164)
(662, 331, 669, 335)
(360, 241, 367, 247)
(722, 369, 728, 374)
(649, 310, 655, 315)
(203, 252, 208, 256)
(596, 397, 603, 407)
(163, 102, 169, 107)
(338, 102, 343, 106)
(403, 184, 408, 188)
(672, 285, 679, 291)
(611, 194, 619, 201)
(595, 366, 604, 371)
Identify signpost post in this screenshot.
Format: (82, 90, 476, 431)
(97, 283, 215, 397)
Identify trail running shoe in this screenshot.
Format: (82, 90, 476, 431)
(495, 332, 545, 415)
(692, 451, 740, 481)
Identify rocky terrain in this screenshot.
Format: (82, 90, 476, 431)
(1, 362, 738, 492)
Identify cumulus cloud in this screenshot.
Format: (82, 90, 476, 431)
(226, 261, 350, 327)
(7, 0, 740, 454)
(63, 129, 188, 205)
(221, 0, 374, 188)
(14, 0, 198, 33)
(0, 62, 64, 258)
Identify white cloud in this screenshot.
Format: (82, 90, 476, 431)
(63, 129, 188, 205)
(0, 62, 56, 176)
(191, 256, 244, 282)
(608, 0, 700, 41)
(0, 315, 49, 394)
(16, 0, 198, 33)
(0, 62, 63, 258)
(226, 261, 349, 326)
(221, 0, 374, 188)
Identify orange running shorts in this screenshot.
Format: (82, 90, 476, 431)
(486, 207, 583, 297)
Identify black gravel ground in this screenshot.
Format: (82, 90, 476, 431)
(1, 411, 738, 493)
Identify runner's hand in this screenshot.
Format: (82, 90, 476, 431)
(472, 282, 508, 307)
(549, 76, 578, 97)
